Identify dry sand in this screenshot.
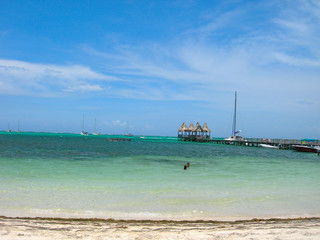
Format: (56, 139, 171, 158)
(1, 216, 320, 240)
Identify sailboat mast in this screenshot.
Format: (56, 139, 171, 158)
(232, 91, 237, 136)
(125, 121, 129, 135)
(82, 114, 85, 132)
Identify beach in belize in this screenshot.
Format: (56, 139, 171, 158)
(1, 132, 320, 239)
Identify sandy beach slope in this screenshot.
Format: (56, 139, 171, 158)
(1, 217, 320, 240)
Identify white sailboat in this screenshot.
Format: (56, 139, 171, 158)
(92, 118, 100, 135)
(124, 121, 133, 136)
(80, 114, 88, 136)
(7, 123, 12, 132)
(17, 120, 21, 133)
(225, 91, 244, 141)
(260, 144, 279, 149)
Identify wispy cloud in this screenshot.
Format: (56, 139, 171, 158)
(82, 0, 320, 108)
(271, 0, 320, 60)
(182, 8, 244, 39)
(0, 59, 116, 96)
(272, 52, 320, 67)
(111, 120, 127, 127)
(1, 0, 319, 107)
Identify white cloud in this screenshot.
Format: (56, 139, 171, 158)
(2, 1, 319, 108)
(272, 52, 320, 67)
(0, 59, 116, 96)
(111, 120, 127, 127)
(64, 84, 109, 92)
(83, 0, 320, 107)
(271, 1, 320, 57)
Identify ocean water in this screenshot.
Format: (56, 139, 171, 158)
(0, 133, 319, 221)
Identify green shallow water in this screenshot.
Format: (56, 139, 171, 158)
(0, 133, 319, 220)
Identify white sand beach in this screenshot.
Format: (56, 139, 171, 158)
(1, 217, 320, 240)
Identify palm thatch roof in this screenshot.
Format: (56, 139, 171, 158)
(178, 122, 211, 136)
(187, 123, 195, 131)
(194, 122, 203, 132)
(178, 122, 188, 132)
(202, 123, 211, 132)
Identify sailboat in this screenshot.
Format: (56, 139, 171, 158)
(17, 120, 21, 133)
(7, 123, 12, 132)
(225, 91, 244, 141)
(80, 114, 88, 136)
(124, 121, 133, 136)
(92, 118, 101, 135)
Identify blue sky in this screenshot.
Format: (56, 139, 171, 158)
(0, 0, 319, 138)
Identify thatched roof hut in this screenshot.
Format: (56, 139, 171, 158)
(188, 123, 195, 132)
(178, 122, 188, 132)
(194, 122, 203, 132)
(202, 123, 211, 132)
(178, 122, 211, 140)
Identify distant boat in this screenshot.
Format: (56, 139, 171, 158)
(225, 91, 244, 141)
(260, 144, 279, 149)
(225, 135, 245, 141)
(124, 121, 133, 136)
(92, 118, 100, 135)
(106, 138, 131, 142)
(292, 145, 320, 153)
(80, 114, 88, 136)
(7, 123, 12, 132)
(17, 120, 21, 133)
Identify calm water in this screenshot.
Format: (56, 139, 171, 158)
(0, 133, 319, 220)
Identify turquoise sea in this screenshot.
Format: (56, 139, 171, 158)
(0, 132, 319, 221)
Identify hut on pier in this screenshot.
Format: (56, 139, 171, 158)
(178, 122, 211, 141)
(178, 122, 189, 137)
(202, 123, 211, 138)
(187, 123, 194, 136)
(194, 122, 203, 136)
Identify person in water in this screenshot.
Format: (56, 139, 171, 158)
(184, 162, 190, 170)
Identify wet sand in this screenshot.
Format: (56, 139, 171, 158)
(1, 217, 320, 239)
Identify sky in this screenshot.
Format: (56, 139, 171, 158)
(0, 0, 319, 138)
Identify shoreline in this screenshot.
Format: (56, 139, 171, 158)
(1, 216, 320, 239)
(2, 209, 320, 222)
(1, 215, 320, 223)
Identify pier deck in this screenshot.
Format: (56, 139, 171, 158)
(179, 136, 320, 150)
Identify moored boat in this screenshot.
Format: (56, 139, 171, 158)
(225, 91, 244, 141)
(225, 135, 245, 141)
(92, 118, 100, 135)
(80, 131, 88, 136)
(106, 138, 131, 142)
(80, 114, 89, 136)
(292, 145, 320, 153)
(260, 144, 279, 149)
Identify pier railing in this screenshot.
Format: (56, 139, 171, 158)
(244, 138, 320, 145)
(178, 135, 320, 149)
(178, 134, 211, 141)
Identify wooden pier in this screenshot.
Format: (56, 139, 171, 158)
(179, 136, 320, 150)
